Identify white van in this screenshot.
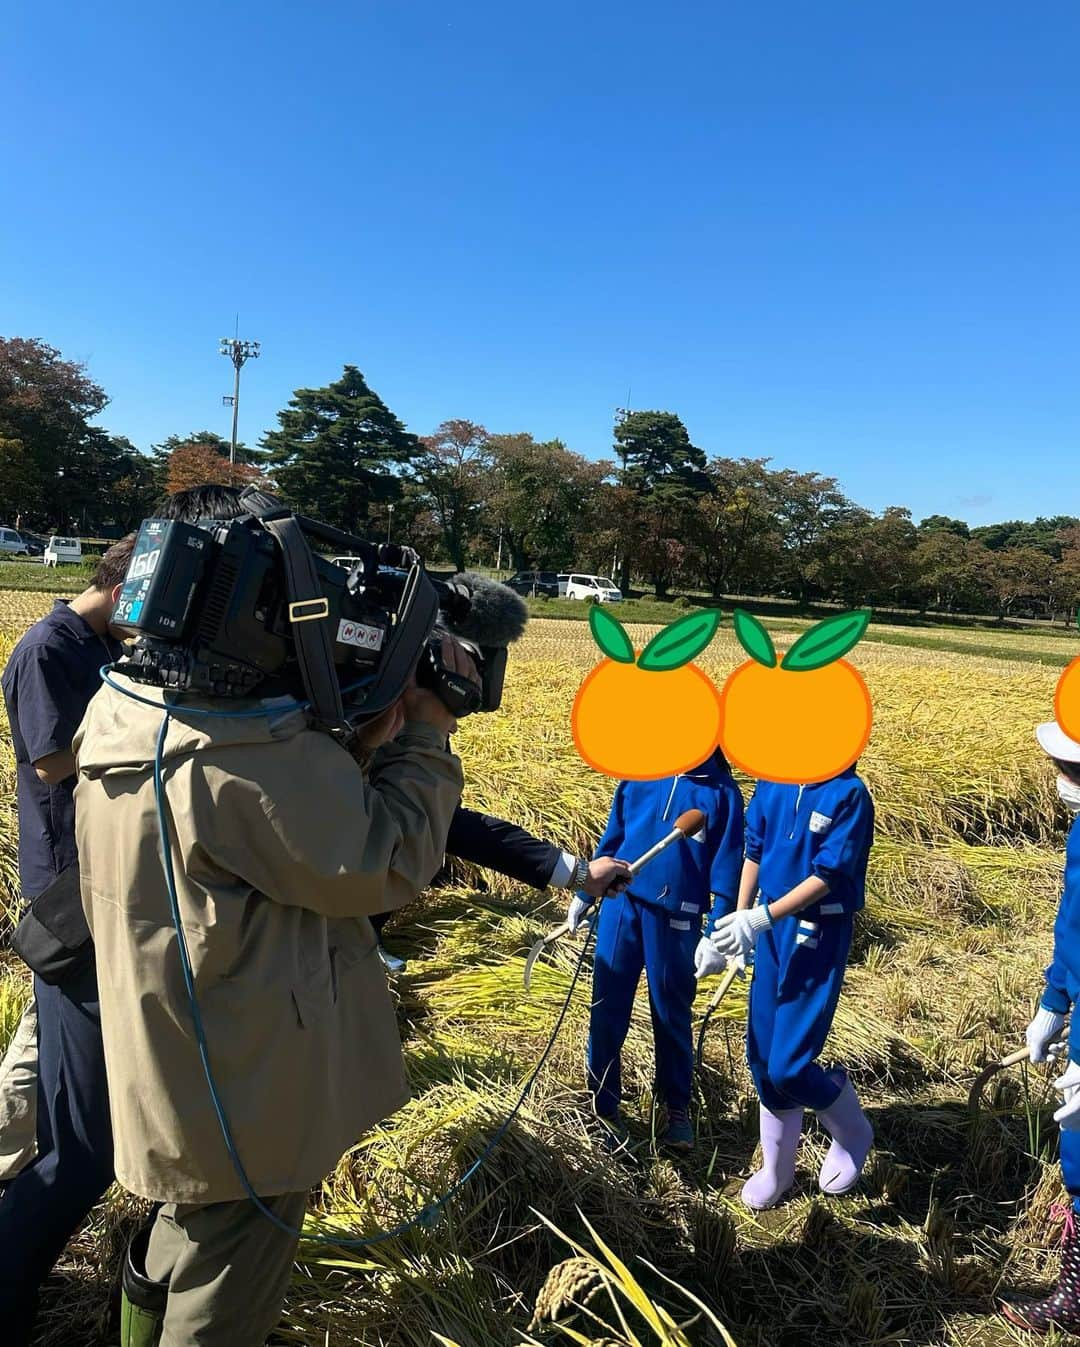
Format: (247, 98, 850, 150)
(0, 527, 28, 556)
(565, 573, 623, 603)
(557, 573, 569, 597)
(44, 536, 82, 567)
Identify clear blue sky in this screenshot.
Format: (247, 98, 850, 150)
(3, 1, 1078, 526)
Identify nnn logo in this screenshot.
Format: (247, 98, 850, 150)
(337, 620, 385, 652)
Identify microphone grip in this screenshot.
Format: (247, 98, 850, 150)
(627, 825, 685, 878)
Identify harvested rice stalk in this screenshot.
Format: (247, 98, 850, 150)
(528, 1256, 605, 1331)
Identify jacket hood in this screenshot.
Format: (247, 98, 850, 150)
(76, 675, 309, 777)
(682, 750, 732, 782)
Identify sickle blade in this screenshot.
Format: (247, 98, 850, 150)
(523, 920, 571, 991)
(694, 960, 742, 1068)
(523, 935, 548, 991)
(966, 1060, 1005, 1116)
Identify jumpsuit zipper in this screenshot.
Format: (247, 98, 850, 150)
(788, 785, 805, 840)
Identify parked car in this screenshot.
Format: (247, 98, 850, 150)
(506, 570, 560, 599)
(15, 530, 45, 556)
(0, 526, 29, 556)
(565, 573, 623, 603)
(44, 536, 82, 567)
(557, 573, 569, 597)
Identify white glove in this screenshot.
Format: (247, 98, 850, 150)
(694, 936, 727, 980)
(711, 906, 772, 961)
(1026, 1007, 1068, 1064)
(1054, 1060, 1080, 1131)
(567, 894, 594, 934)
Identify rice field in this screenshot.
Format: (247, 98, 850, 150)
(1, 598, 1078, 1345)
(869, 622, 1077, 658)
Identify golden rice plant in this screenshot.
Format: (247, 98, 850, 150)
(0, 960, 31, 1052)
(0, 595, 1076, 1346)
(0, 593, 54, 631)
(520, 1210, 737, 1346)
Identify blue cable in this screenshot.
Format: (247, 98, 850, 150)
(104, 666, 593, 1249)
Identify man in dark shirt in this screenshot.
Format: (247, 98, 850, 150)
(0, 536, 134, 1343)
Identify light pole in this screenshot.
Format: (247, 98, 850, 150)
(219, 336, 261, 465)
(613, 403, 631, 587)
(386, 502, 395, 544)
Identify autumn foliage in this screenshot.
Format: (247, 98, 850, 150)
(165, 442, 265, 495)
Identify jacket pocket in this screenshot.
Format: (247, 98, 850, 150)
(293, 934, 375, 1027)
(291, 960, 334, 1030)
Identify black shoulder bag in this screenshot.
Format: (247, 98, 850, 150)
(11, 864, 94, 985)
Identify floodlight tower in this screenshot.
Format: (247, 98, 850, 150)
(612, 402, 632, 580)
(219, 335, 261, 464)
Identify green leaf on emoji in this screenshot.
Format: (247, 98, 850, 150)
(637, 611, 722, 672)
(589, 605, 635, 663)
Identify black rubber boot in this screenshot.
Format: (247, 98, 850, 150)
(1001, 1209, 1080, 1335)
(120, 1226, 168, 1347)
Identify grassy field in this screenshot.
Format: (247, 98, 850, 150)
(2, 599, 1080, 1344)
(0, 561, 98, 593)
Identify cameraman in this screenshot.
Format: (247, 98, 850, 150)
(73, 498, 473, 1346)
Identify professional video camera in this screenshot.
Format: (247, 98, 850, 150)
(110, 488, 527, 734)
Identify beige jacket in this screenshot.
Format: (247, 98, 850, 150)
(0, 999, 38, 1180)
(73, 677, 462, 1203)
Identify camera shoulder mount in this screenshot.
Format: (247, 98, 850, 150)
(240, 489, 353, 740)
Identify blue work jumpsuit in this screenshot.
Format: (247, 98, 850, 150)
(743, 770, 874, 1114)
(1039, 815, 1080, 1210)
(586, 757, 745, 1116)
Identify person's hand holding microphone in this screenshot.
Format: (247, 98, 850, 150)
(566, 858, 632, 933)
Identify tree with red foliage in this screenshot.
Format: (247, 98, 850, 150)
(165, 440, 266, 495)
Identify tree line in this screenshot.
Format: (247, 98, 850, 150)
(3, 335, 1078, 620)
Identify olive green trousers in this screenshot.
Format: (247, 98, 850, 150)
(144, 1191, 307, 1346)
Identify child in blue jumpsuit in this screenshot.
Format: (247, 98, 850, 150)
(710, 766, 874, 1208)
(1001, 722, 1080, 1334)
(568, 750, 745, 1149)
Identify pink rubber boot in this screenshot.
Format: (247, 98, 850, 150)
(741, 1105, 804, 1210)
(816, 1075, 873, 1195)
(1000, 1205, 1080, 1334)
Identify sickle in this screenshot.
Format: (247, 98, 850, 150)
(694, 959, 744, 1069)
(523, 921, 571, 992)
(967, 1035, 1065, 1117)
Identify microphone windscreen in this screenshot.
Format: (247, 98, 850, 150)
(447, 573, 529, 647)
(673, 809, 706, 837)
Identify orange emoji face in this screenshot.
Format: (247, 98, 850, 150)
(1055, 657, 1080, 744)
(572, 608, 723, 780)
(719, 610, 873, 785)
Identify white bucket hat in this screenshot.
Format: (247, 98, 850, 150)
(1036, 721, 1080, 764)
